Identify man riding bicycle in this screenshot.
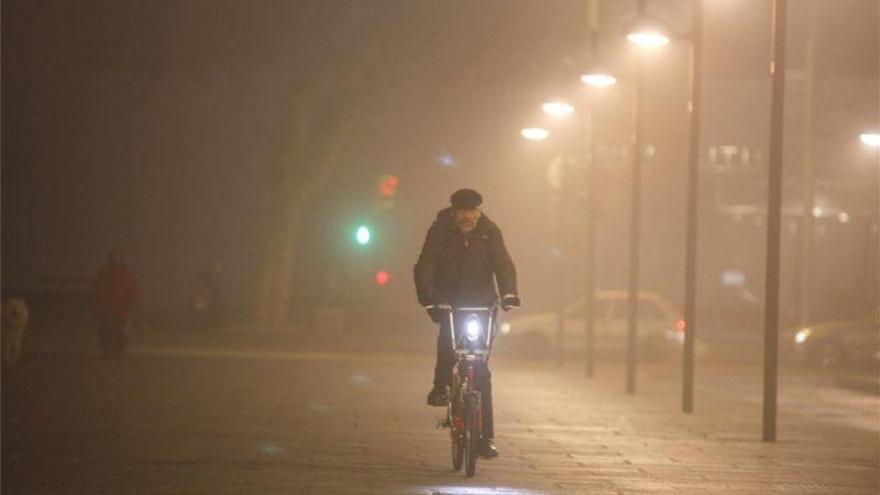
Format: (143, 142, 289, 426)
(413, 188, 520, 459)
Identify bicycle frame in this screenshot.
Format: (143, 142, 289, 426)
(445, 304, 498, 477)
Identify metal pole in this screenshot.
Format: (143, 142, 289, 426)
(584, 0, 601, 379)
(797, 0, 815, 326)
(763, 0, 787, 443)
(682, 0, 704, 414)
(585, 119, 597, 378)
(626, 0, 646, 394)
(557, 157, 570, 367)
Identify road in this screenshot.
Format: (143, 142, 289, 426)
(2, 344, 878, 494)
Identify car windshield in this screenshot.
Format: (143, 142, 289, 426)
(565, 297, 605, 317)
(608, 299, 667, 320)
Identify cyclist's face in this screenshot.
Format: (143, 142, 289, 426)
(453, 208, 481, 233)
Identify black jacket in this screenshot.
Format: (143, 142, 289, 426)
(413, 208, 518, 307)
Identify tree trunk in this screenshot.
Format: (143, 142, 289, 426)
(254, 18, 382, 330)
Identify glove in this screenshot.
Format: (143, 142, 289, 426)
(501, 295, 521, 311)
(424, 305, 450, 324)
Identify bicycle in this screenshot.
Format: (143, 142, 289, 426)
(440, 303, 498, 477)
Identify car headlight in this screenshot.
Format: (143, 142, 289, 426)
(465, 317, 482, 342)
(794, 328, 812, 344)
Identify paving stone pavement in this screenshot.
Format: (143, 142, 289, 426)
(2, 345, 877, 494)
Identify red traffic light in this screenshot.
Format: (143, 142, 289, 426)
(378, 175, 400, 198)
(375, 270, 390, 286)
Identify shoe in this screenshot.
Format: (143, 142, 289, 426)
(479, 438, 499, 459)
(426, 386, 448, 407)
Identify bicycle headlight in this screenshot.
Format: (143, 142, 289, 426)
(465, 316, 482, 342)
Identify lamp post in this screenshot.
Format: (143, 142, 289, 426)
(763, 0, 788, 443)
(580, 0, 618, 379)
(542, 101, 577, 366)
(621, 0, 670, 394)
(624, 0, 703, 408)
(682, 0, 704, 414)
(524, 98, 598, 367)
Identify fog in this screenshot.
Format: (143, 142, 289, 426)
(3, 1, 879, 493)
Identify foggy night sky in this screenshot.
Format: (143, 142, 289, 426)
(2, 0, 878, 314)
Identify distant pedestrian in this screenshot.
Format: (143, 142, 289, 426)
(94, 250, 139, 359)
(1, 290, 30, 368)
(190, 262, 226, 332)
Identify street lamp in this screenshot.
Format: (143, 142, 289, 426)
(620, 2, 699, 402)
(624, 15, 673, 47)
(542, 101, 575, 117)
(581, 73, 618, 88)
(579, 0, 617, 379)
(860, 131, 880, 148)
(763, 0, 788, 443)
(617, 4, 675, 395)
(581, 63, 618, 88)
(527, 104, 582, 365)
(521, 127, 550, 141)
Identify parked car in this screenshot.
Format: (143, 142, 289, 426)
(499, 291, 699, 359)
(782, 308, 880, 369)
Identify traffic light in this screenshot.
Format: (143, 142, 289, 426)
(377, 175, 400, 198)
(355, 225, 371, 246)
(375, 270, 390, 287)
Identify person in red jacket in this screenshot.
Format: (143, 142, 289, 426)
(94, 250, 139, 359)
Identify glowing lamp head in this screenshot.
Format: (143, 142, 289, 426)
(624, 15, 673, 48)
(465, 316, 482, 342)
(627, 31, 670, 47)
(521, 127, 549, 141)
(581, 73, 618, 87)
(541, 101, 574, 117)
(860, 132, 880, 148)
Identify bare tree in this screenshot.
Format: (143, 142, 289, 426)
(256, 8, 383, 329)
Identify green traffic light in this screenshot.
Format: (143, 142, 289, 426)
(355, 225, 371, 245)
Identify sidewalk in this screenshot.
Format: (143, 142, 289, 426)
(4, 328, 877, 494)
(484, 357, 879, 494)
(115, 345, 880, 494)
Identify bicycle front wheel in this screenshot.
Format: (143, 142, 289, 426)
(464, 394, 480, 477)
(451, 429, 464, 471)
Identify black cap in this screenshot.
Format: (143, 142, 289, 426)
(450, 189, 483, 209)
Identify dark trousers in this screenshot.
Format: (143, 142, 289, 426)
(434, 323, 495, 439)
(97, 316, 129, 359)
